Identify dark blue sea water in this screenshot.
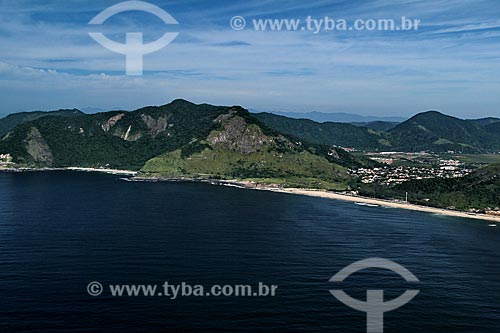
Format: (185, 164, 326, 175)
(0, 171, 499, 332)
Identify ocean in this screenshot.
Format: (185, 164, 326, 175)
(0, 171, 499, 332)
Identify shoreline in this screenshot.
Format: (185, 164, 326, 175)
(268, 187, 499, 223)
(131, 176, 499, 223)
(200, 179, 500, 223)
(0, 166, 138, 176)
(1, 168, 498, 223)
(66, 167, 138, 176)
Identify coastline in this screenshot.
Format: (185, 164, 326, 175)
(130, 176, 499, 223)
(66, 167, 138, 176)
(1, 167, 498, 223)
(267, 187, 499, 223)
(209, 179, 500, 223)
(0, 166, 138, 176)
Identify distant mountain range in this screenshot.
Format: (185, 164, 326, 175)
(253, 113, 386, 150)
(1, 102, 499, 171)
(387, 111, 500, 152)
(1, 100, 498, 210)
(0, 109, 84, 137)
(468, 117, 500, 127)
(350, 121, 400, 131)
(259, 111, 407, 123)
(254, 111, 500, 153)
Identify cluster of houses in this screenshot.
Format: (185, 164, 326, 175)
(486, 210, 500, 216)
(438, 159, 463, 170)
(0, 153, 13, 165)
(350, 164, 472, 185)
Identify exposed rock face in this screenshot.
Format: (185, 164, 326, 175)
(328, 148, 340, 159)
(101, 114, 125, 132)
(2, 132, 12, 140)
(207, 116, 270, 154)
(123, 125, 132, 141)
(24, 127, 54, 165)
(110, 125, 142, 142)
(141, 114, 168, 138)
(213, 108, 237, 124)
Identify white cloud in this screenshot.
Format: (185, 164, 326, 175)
(0, 0, 499, 118)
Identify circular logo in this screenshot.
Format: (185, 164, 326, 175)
(230, 16, 246, 30)
(87, 281, 103, 296)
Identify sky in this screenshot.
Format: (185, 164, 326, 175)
(0, 0, 499, 118)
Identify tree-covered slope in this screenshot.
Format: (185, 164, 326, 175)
(255, 111, 500, 153)
(142, 109, 351, 189)
(0, 100, 362, 188)
(396, 163, 500, 210)
(351, 121, 399, 131)
(253, 112, 389, 150)
(388, 111, 500, 153)
(469, 117, 500, 127)
(0, 100, 232, 169)
(485, 121, 500, 136)
(0, 109, 84, 137)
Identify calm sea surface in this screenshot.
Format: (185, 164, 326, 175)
(0, 171, 499, 332)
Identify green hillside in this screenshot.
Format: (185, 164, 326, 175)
(0, 100, 234, 169)
(388, 111, 500, 153)
(3, 106, 500, 159)
(253, 112, 388, 150)
(0, 109, 84, 137)
(1, 100, 499, 209)
(351, 121, 399, 131)
(485, 121, 500, 135)
(142, 110, 350, 189)
(469, 117, 500, 127)
(254, 111, 500, 153)
(0, 100, 355, 189)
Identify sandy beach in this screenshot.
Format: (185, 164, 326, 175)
(266, 187, 499, 223)
(3, 167, 497, 223)
(66, 167, 138, 176)
(126, 177, 499, 223)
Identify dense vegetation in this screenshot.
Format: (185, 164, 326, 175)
(470, 117, 500, 127)
(255, 111, 500, 153)
(0, 109, 84, 137)
(351, 121, 399, 131)
(0, 100, 363, 190)
(142, 109, 355, 190)
(485, 121, 500, 135)
(1, 100, 499, 210)
(254, 113, 388, 150)
(0, 100, 231, 169)
(388, 111, 500, 153)
(143, 148, 350, 190)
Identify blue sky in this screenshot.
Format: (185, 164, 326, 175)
(0, 0, 499, 118)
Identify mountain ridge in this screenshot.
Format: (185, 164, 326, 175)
(0, 100, 367, 189)
(0, 109, 84, 137)
(256, 110, 500, 153)
(2, 103, 500, 160)
(388, 111, 500, 152)
(257, 110, 407, 123)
